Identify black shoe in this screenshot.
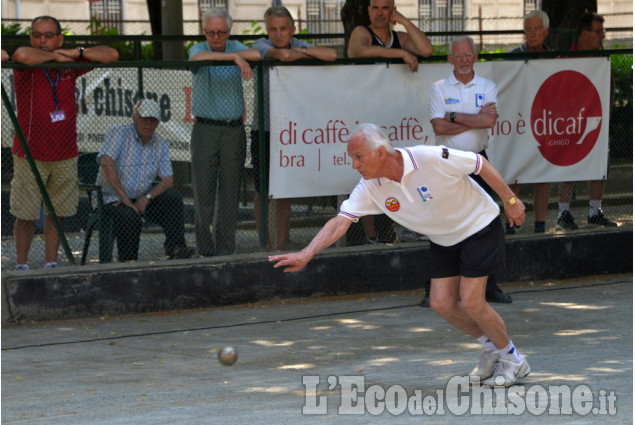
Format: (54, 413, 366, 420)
(556, 210, 578, 230)
(486, 290, 513, 304)
(420, 295, 430, 308)
(170, 246, 196, 259)
(534, 221, 545, 233)
(588, 210, 617, 227)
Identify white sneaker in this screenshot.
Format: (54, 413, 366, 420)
(483, 356, 531, 387)
(469, 349, 500, 381)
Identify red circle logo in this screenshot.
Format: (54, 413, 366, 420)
(385, 197, 400, 212)
(531, 70, 603, 166)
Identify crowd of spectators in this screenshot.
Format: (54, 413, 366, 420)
(2, 5, 617, 271)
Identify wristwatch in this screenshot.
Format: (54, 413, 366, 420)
(78, 47, 84, 59)
(449, 112, 456, 123)
(505, 196, 518, 207)
(301, 46, 307, 53)
(145, 193, 152, 200)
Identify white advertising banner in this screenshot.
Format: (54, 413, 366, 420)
(269, 58, 610, 199)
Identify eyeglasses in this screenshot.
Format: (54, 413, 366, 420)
(205, 29, 230, 38)
(453, 53, 474, 60)
(524, 26, 545, 33)
(31, 31, 61, 39)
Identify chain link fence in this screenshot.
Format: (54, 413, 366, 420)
(1, 37, 632, 271)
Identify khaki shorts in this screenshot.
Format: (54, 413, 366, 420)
(10, 156, 79, 220)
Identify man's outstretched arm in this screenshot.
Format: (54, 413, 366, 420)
(269, 215, 353, 272)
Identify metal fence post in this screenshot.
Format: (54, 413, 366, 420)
(256, 60, 268, 250)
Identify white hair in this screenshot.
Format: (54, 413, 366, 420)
(524, 10, 549, 28)
(350, 123, 394, 154)
(202, 8, 232, 29)
(450, 36, 476, 53)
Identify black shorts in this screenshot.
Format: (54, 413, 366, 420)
(429, 216, 506, 279)
(250, 130, 270, 194)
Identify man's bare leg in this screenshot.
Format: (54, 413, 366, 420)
(534, 182, 550, 223)
(14, 218, 35, 266)
(254, 191, 271, 250)
(274, 198, 291, 250)
(430, 277, 485, 337)
(457, 276, 511, 349)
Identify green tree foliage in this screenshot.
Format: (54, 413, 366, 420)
(87, 17, 154, 61)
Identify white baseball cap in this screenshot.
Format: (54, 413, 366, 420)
(134, 99, 161, 120)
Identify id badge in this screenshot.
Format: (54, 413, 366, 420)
(50, 109, 66, 123)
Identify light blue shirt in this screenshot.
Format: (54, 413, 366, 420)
(96, 123, 173, 204)
(252, 37, 313, 129)
(253, 37, 312, 60)
(189, 40, 250, 120)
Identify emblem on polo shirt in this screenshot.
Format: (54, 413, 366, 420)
(475, 93, 485, 107)
(385, 197, 400, 212)
(417, 186, 433, 202)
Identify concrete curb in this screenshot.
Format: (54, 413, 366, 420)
(2, 228, 631, 323)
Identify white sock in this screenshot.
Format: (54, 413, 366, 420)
(558, 203, 570, 218)
(589, 200, 601, 217)
(477, 335, 497, 353)
(497, 340, 522, 363)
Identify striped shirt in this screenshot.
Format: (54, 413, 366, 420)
(96, 123, 173, 204)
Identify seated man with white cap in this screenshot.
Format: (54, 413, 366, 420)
(96, 99, 195, 262)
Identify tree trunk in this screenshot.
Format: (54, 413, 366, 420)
(161, 0, 184, 61)
(340, 0, 370, 57)
(542, 0, 597, 50)
(147, 0, 162, 60)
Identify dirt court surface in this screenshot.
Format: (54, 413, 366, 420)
(2, 274, 632, 424)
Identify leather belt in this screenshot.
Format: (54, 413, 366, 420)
(195, 116, 242, 127)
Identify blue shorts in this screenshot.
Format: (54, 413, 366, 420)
(429, 216, 506, 279)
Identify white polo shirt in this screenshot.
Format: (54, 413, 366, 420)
(339, 146, 500, 247)
(429, 72, 498, 153)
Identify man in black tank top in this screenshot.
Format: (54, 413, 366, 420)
(346, 0, 433, 244)
(347, 0, 433, 72)
(366, 26, 401, 49)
